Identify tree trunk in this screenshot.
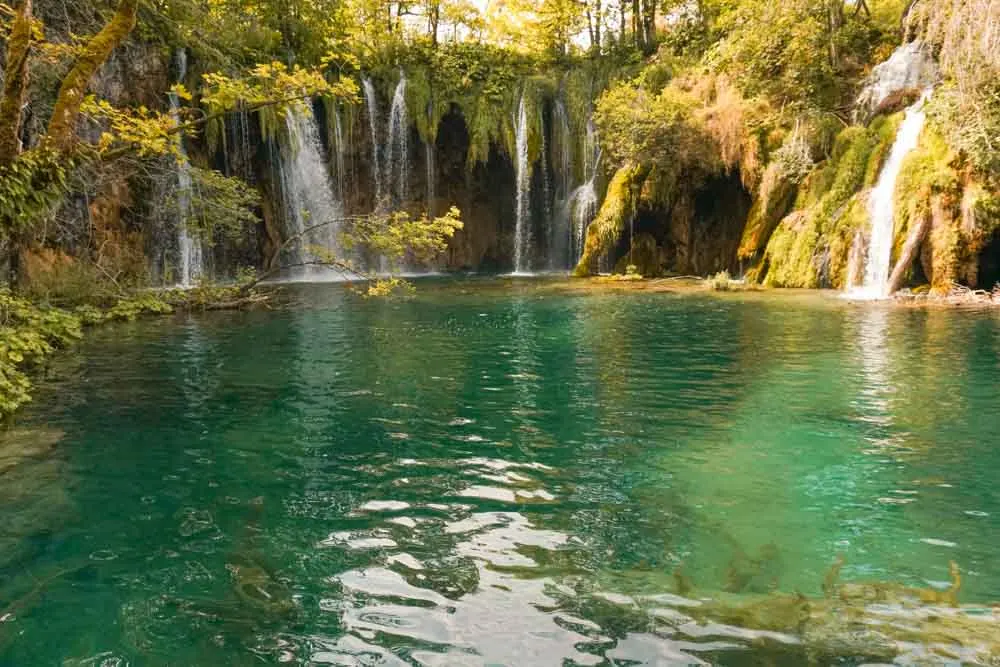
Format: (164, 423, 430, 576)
(0, 0, 33, 164)
(586, 3, 596, 52)
(827, 0, 844, 67)
(594, 0, 602, 51)
(618, 0, 626, 45)
(887, 209, 931, 295)
(641, 0, 655, 54)
(47, 0, 139, 151)
(428, 0, 440, 45)
(632, 0, 641, 50)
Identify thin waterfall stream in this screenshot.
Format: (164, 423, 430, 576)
(168, 49, 203, 287)
(362, 78, 383, 207)
(387, 74, 409, 210)
(513, 95, 532, 274)
(851, 91, 931, 298)
(280, 106, 345, 277)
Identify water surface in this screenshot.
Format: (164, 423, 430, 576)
(3, 279, 1000, 664)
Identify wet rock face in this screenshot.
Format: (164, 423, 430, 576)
(855, 40, 939, 121)
(625, 172, 752, 277)
(93, 43, 171, 109)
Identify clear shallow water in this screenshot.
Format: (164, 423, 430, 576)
(3, 279, 1000, 665)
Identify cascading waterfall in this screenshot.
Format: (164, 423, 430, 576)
(387, 74, 410, 209)
(549, 107, 602, 270)
(513, 95, 532, 274)
(168, 49, 203, 287)
(280, 106, 345, 275)
(568, 179, 599, 264)
(547, 102, 573, 270)
(362, 78, 383, 206)
(540, 108, 552, 249)
(851, 91, 931, 298)
(568, 118, 602, 267)
(425, 138, 436, 215)
(855, 40, 938, 119)
(425, 101, 436, 216)
(331, 104, 347, 203)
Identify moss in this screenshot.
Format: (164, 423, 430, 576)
(738, 166, 798, 260)
(613, 233, 661, 277)
(762, 124, 882, 287)
(762, 212, 822, 287)
(864, 112, 903, 187)
(573, 162, 650, 276)
(47, 0, 140, 150)
(892, 127, 962, 290)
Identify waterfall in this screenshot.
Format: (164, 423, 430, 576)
(331, 104, 347, 203)
(513, 95, 532, 274)
(540, 108, 552, 253)
(553, 101, 573, 196)
(852, 91, 931, 298)
(569, 180, 599, 263)
(387, 74, 409, 209)
(547, 102, 572, 270)
(425, 138, 436, 215)
(280, 106, 344, 275)
(362, 78, 383, 206)
(168, 49, 203, 287)
(549, 107, 602, 270)
(855, 41, 938, 119)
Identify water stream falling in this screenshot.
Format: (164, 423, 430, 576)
(513, 95, 532, 274)
(855, 40, 938, 119)
(549, 110, 602, 270)
(168, 49, 203, 287)
(362, 78, 384, 206)
(852, 91, 931, 298)
(331, 104, 347, 203)
(280, 106, 345, 275)
(425, 137, 436, 215)
(387, 74, 410, 209)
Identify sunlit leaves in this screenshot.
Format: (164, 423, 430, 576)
(200, 61, 359, 121)
(81, 96, 180, 158)
(340, 206, 465, 271)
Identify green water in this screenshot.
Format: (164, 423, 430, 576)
(3, 279, 1000, 665)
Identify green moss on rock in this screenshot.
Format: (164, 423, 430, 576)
(574, 162, 650, 276)
(762, 124, 883, 288)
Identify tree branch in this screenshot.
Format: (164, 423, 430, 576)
(0, 0, 33, 164)
(97, 93, 318, 164)
(238, 216, 374, 293)
(47, 0, 139, 151)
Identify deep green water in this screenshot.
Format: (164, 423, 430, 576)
(3, 279, 1000, 665)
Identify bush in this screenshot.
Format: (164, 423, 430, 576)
(0, 290, 83, 418)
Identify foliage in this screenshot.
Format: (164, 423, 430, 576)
(708, 0, 839, 112)
(0, 148, 73, 234)
(201, 62, 358, 148)
(762, 121, 894, 288)
(340, 206, 464, 272)
(595, 82, 716, 173)
(362, 277, 417, 298)
(178, 167, 262, 244)
(910, 0, 1000, 179)
(0, 289, 82, 418)
(82, 96, 181, 158)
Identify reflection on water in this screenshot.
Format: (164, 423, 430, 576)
(3, 281, 1000, 665)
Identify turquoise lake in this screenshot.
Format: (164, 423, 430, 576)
(2, 279, 1000, 665)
